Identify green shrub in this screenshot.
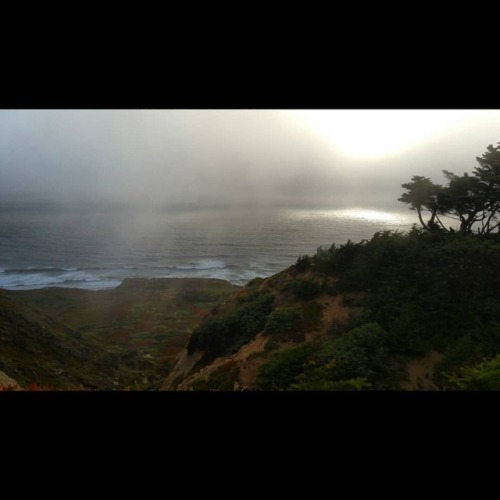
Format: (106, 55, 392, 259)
(291, 279, 322, 300)
(187, 289, 275, 357)
(295, 254, 312, 272)
(263, 306, 302, 341)
(186, 316, 234, 355)
(256, 343, 316, 390)
(292, 373, 371, 391)
(191, 361, 241, 391)
(301, 301, 323, 331)
(314, 243, 337, 274)
(326, 318, 346, 338)
(434, 323, 500, 387)
(341, 295, 356, 307)
(237, 288, 269, 304)
(444, 355, 500, 390)
(264, 338, 280, 351)
(298, 322, 402, 389)
(315, 240, 365, 275)
(321, 280, 338, 296)
(257, 322, 402, 390)
(247, 277, 264, 287)
(327, 308, 372, 338)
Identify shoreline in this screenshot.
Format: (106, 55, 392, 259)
(1, 276, 244, 294)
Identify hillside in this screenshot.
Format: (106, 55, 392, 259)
(1, 278, 239, 389)
(162, 268, 349, 390)
(0, 289, 121, 389)
(3, 229, 500, 391)
(165, 228, 500, 390)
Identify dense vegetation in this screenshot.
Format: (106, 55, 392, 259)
(187, 288, 275, 359)
(253, 227, 500, 390)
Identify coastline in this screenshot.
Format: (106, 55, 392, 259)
(3, 276, 242, 300)
(0, 270, 254, 292)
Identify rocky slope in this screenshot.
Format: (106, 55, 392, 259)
(162, 268, 355, 390)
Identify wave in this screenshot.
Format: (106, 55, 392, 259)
(174, 259, 227, 271)
(3, 266, 105, 274)
(150, 259, 228, 272)
(5, 267, 74, 274)
(0, 258, 268, 291)
(62, 278, 103, 284)
(0, 270, 120, 290)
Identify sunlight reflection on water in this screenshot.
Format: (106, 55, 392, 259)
(286, 208, 415, 224)
(332, 208, 411, 222)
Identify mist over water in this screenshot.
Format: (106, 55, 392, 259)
(0, 205, 415, 290)
(1, 110, 496, 291)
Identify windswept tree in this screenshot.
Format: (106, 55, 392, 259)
(439, 171, 485, 233)
(475, 142, 500, 185)
(400, 142, 500, 234)
(398, 176, 442, 230)
(473, 142, 500, 233)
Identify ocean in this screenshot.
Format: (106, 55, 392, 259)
(0, 205, 415, 290)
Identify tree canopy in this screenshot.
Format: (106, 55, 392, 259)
(399, 142, 500, 233)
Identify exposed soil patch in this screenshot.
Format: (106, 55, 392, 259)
(0, 370, 18, 389)
(401, 350, 443, 390)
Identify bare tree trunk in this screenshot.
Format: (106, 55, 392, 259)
(435, 214, 449, 231)
(416, 207, 429, 230)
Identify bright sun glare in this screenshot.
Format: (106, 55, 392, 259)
(336, 209, 399, 222)
(295, 110, 478, 159)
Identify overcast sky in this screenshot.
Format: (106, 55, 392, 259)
(1, 109, 499, 210)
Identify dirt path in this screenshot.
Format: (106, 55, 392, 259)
(401, 350, 443, 390)
(161, 349, 203, 390)
(0, 370, 18, 389)
(233, 334, 269, 387)
(319, 294, 350, 332)
(174, 333, 269, 390)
